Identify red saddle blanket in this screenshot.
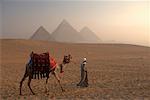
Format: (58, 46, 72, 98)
(50, 57, 57, 70)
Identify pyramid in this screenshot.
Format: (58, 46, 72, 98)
(51, 19, 84, 43)
(79, 27, 101, 43)
(30, 26, 54, 41)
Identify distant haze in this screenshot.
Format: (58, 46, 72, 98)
(0, 0, 2, 37)
(0, 0, 150, 46)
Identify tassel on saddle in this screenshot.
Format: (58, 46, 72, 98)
(31, 52, 50, 79)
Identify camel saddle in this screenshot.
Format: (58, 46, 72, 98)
(30, 52, 50, 79)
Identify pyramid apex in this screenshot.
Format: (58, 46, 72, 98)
(39, 26, 44, 29)
(54, 19, 75, 32)
(33, 26, 49, 35)
(62, 19, 67, 22)
(61, 19, 70, 25)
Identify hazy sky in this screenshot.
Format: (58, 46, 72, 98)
(0, 0, 150, 46)
(0, 0, 2, 37)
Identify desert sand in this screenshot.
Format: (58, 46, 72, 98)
(0, 39, 150, 99)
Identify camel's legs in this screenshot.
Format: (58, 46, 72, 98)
(28, 76, 35, 95)
(20, 71, 28, 95)
(46, 77, 48, 84)
(45, 77, 49, 93)
(53, 72, 64, 92)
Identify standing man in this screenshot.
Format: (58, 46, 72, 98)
(77, 57, 88, 87)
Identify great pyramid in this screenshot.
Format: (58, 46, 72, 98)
(79, 27, 101, 43)
(51, 19, 85, 43)
(30, 26, 54, 41)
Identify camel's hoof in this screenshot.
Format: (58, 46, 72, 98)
(77, 84, 80, 86)
(32, 93, 35, 95)
(45, 90, 49, 94)
(46, 93, 49, 95)
(62, 89, 65, 92)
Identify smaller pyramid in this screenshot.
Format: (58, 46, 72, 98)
(80, 27, 101, 43)
(30, 26, 54, 41)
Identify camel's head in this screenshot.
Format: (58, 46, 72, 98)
(63, 54, 72, 64)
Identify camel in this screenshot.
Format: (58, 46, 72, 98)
(19, 52, 72, 95)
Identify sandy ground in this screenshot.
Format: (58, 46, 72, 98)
(0, 39, 150, 100)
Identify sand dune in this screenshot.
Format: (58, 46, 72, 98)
(1, 39, 150, 99)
